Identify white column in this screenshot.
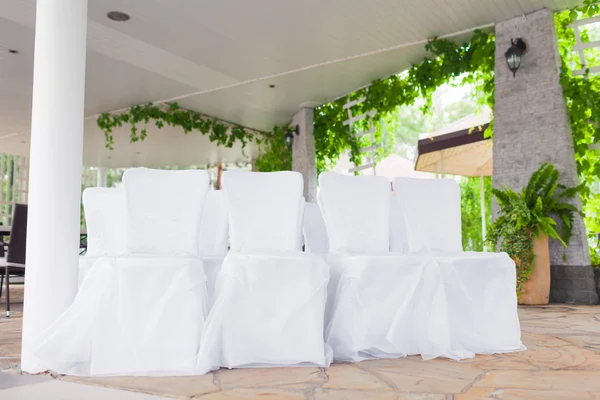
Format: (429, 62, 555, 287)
(292, 109, 318, 202)
(96, 167, 107, 187)
(21, 0, 88, 373)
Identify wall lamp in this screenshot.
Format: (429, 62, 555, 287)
(284, 125, 299, 150)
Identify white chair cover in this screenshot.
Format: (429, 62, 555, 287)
(320, 173, 466, 361)
(226, 171, 304, 252)
(392, 177, 525, 355)
(197, 171, 331, 372)
(124, 168, 210, 256)
(198, 190, 229, 305)
(318, 172, 391, 253)
(79, 187, 127, 287)
(303, 202, 329, 254)
(36, 169, 210, 376)
(82, 187, 127, 257)
(392, 178, 462, 253)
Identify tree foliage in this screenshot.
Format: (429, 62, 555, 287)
(460, 176, 492, 252)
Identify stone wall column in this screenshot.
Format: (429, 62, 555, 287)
(292, 108, 318, 202)
(493, 8, 598, 304)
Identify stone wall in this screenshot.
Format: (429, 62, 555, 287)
(292, 108, 318, 202)
(493, 8, 598, 304)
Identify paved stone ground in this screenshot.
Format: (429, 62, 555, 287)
(2, 286, 600, 399)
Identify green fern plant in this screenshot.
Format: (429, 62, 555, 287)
(486, 163, 582, 294)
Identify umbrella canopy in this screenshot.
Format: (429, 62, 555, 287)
(414, 112, 492, 177)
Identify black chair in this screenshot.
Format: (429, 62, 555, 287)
(0, 204, 27, 318)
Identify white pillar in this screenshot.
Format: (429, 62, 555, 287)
(96, 167, 107, 187)
(480, 174, 487, 251)
(21, 0, 88, 373)
(292, 109, 318, 202)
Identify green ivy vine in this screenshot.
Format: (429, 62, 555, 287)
(555, 0, 600, 264)
(257, 29, 496, 172)
(98, 31, 495, 175)
(97, 102, 266, 155)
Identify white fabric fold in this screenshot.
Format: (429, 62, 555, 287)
(325, 253, 473, 362)
(35, 256, 208, 376)
(196, 252, 332, 373)
(430, 251, 526, 354)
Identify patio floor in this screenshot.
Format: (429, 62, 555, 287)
(2, 286, 600, 399)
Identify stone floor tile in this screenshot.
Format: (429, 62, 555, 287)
(322, 363, 393, 391)
(0, 380, 171, 400)
(313, 388, 446, 399)
(214, 367, 324, 390)
(456, 387, 600, 399)
(473, 370, 600, 391)
(60, 374, 219, 398)
(196, 388, 305, 399)
(359, 356, 481, 394)
(559, 335, 600, 353)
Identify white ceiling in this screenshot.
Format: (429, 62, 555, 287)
(0, 0, 582, 167)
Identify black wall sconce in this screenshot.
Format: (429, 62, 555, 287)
(505, 38, 527, 78)
(284, 125, 299, 150)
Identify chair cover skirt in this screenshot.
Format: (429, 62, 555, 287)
(35, 256, 208, 376)
(202, 255, 225, 307)
(326, 253, 470, 362)
(326, 252, 524, 362)
(433, 251, 525, 354)
(197, 252, 332, 373)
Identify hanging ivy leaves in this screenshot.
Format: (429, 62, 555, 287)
(96, 102, 263, 154)
(97, 30, 495, 174)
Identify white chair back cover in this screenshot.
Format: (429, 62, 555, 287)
(199, 190, 229, 257)
(223, 171, 304, 252)
(82, 187, 127, 257)
(390, 191, 409, 253)
(303, 202, 329, 254)
(123, 168, 210, 256)
(392, 177, 463, 253)
(318, 172, 391, 253)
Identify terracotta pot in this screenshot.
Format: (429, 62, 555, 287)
(519, 233, 550, 305)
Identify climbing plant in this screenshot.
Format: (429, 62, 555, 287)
(555, 0, 600, 264)
(257, 29, 496, 172)
(97, 102, 265, 154)
(98, 31, 495, 174)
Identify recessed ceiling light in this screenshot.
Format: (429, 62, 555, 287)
(107, 11, 130, 22)
(268, 84, 276, 88)
(8, 49, 18, 54)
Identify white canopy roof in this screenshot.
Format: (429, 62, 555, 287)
(0, 0, 579, 166)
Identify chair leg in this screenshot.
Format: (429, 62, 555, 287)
(0, 272, 3, 301)
(5, 266, 9, 318)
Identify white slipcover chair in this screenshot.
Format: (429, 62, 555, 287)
(78, 187, 127, 287)
(303, 202, 329, 255)
(199, 190, 229, 305)
(319, 172, 468, 361)
(35, 168, 210, 376)
(196, 171, 331, 372)
(392, 177, 525, 355)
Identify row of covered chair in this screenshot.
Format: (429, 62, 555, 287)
(34, 168, 524, 376)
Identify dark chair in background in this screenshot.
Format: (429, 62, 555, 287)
(0, 204, 28, 318)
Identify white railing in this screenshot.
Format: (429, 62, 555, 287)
(343, 96, 380, 175)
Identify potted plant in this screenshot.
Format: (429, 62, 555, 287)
(486, 163, 582, 304)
